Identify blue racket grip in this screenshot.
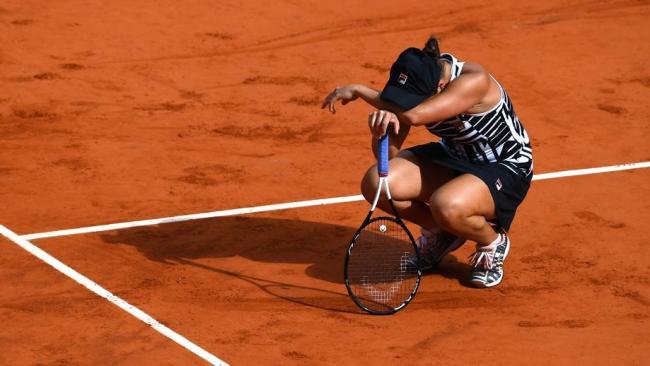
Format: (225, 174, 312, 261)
(378, 134, 389, 177)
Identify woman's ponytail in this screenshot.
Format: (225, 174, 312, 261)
(422, 35, 441, 60)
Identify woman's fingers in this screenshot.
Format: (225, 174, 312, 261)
(326, 96, 335, 114)
(375, 111, 385, 136)
(379, 111, 397, 136)
(320, 92, 331, 109)
(390, 113, 400, 135)
(320, 96, 328, 109)
(368, 111, 379, 136)
(369, 111, 384, 136)
(321, 90, 337, 114)
(379, 111, 388, 136)
(368, 110, 399, 137)
(368, 111, 375, 133)
(322, 86, 357, 114)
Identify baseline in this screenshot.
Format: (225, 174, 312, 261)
(19, 161, 650, 241)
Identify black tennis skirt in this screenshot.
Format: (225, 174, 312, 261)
(407, 142, 532, 232)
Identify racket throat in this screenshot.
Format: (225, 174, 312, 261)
(370, 177, 392, 212)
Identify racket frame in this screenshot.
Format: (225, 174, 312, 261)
(344, 146, 422, 315)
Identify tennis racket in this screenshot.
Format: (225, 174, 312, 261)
(344, 134, 422, 315)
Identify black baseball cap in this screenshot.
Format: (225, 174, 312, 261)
(380, 47, 441, 111)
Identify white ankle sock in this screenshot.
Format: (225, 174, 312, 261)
(482, 234, 503, 250)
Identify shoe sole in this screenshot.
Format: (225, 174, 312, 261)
(470, 238, 511, 288)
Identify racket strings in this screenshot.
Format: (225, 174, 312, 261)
(347, 218, 418, 312)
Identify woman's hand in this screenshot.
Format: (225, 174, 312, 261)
(321, 85, 359, 114)
(368, 110, 400, 137)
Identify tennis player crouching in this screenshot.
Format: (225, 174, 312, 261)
(322, 36, 533, 288)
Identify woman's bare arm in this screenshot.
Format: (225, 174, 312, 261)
(352, 84, 397, 111)
(398, 66, 490, 126)
(322, 83, 414, 159)
(321, 84, 398, 113)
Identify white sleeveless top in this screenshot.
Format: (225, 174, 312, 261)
(426, 53, 533, 177)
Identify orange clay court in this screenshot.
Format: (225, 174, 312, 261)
(1, 0, 649, 365)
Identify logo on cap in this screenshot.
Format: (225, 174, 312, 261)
(398, 73, 408, 85)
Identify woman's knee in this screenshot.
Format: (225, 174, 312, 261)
(360, 165, 379, 202)
(429, 193, 467, 229)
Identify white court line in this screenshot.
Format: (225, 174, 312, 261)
(22, 195, 364, 240)
(0, 225, 228, 366)
(531, 161, 650, 181)
(20, 160, 650, 241)
(3, 160, 649, 364)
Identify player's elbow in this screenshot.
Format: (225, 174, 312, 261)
(400, 110, 424, 126)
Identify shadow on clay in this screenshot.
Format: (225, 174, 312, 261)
(176, 258, 362, 314)
(432, 254, 474, 287)
(99, 216, 473, 312)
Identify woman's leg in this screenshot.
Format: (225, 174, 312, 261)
(360, 150, 455, 229)
(429, 173, 514, 288)
(429, 173, 499, 245)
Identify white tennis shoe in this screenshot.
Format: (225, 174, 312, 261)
(469, 234, 510, 288)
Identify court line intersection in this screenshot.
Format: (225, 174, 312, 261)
(19, 161, 650, 241)
(2, 160, 649, 365)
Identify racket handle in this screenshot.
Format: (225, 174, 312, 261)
(378, 134, 389, 177)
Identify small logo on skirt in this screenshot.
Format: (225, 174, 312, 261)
(495, 178, 503, 191)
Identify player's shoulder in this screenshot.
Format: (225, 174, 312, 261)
(441, 52, 490, 93)
(441, 53, 486, 78)
(461, 61, 487, 75)
(441, 52, 483, 74)
(453, 64, 490, 92)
